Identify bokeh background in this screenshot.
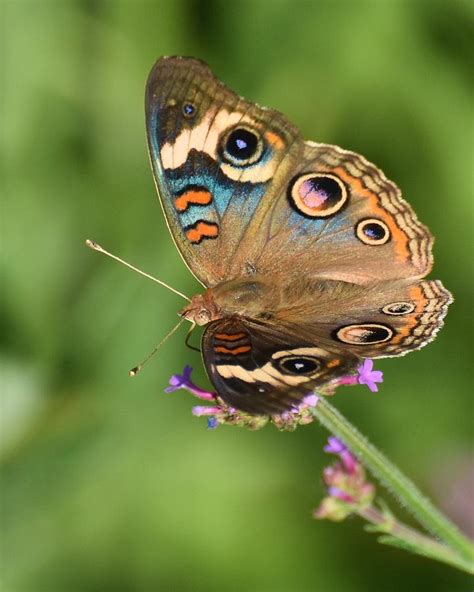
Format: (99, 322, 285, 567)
(2, 1, 473, 590)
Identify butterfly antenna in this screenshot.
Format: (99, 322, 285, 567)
(85, 239, 190, 302)
(129, 317, 186, 377)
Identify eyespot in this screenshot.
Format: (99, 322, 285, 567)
(335, 323, 394, 345)
(182, 102, 196, 118)
(382, 302, 416, 315)
(289, 173, 348, 218)
(277, 355, 321, 376)
(356, 218, 391, 245)
(222, 126, 263, 167)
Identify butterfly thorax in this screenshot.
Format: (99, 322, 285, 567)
(179, 275, 359, 327)
(180, 277, 281, 326)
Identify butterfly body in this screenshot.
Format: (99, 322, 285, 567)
(146, 56, 452, 415)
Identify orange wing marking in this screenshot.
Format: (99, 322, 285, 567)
(214, 332, 247, 341)
(175, 189, 212, 212)
(185, 220, 219, 244)
(265, 131, 285, 150)
(214, 345, 252, 355)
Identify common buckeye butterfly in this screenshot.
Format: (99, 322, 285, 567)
(143, 56, 451, 415)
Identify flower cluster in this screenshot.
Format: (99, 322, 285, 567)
(165, 365, 317, 430)
(313, 436, 375, 521)
(164, 360, 383, 431)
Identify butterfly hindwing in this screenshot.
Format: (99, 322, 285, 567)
(260, 277, 453, 360)
(202, 317, 357, 415)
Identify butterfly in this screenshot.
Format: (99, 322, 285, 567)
(145, 56, 452, 416)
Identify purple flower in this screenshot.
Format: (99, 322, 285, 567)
(356, 359, 383, 392)
(207, 417, 218, 430)
(192, 405, 222, 416)
(323, 436, 357, 474)
(324, 436, 347, 455)
(165, 365, 193, 393)
(337, 359, 384, 392)
(165, 365, 216, 401)
(303, 394, 319, 407)
(328, 486, 355, 503)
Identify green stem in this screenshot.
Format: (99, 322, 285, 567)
(312, 397, 474, 568)
(359, 505, 473, 574)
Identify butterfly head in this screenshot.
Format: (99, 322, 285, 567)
(180, 292, 221, 326)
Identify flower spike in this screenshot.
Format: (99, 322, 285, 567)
(314, 436, 375, 521)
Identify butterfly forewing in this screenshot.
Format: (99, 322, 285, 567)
(146, 56, 302, 287)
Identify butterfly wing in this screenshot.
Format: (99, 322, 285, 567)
(264, 277, 453, 359)
(147, 57, 435, 287)
(203, 278, 451, 414)
(202, 317, 357, 415)
(226, 140, 434, 284)
(146, 56, 302, 287)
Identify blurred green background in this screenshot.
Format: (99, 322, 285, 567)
(2, 1, 473, 590)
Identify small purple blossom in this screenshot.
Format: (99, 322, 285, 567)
(207, 417, 218, 429)
(323, 436, 357, 474)
(336, 359, 383, 393)
(356, 359, 383, 393)
(303, 394, 319, 407)
(165, 365, 216, 400)
(327, 486, 355, 503)
(324, 436, 346, 455)
(192, 405, 222, 417)
(165, 364, 193, 393)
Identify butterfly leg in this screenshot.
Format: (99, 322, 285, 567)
(185, 322, 201, 352)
